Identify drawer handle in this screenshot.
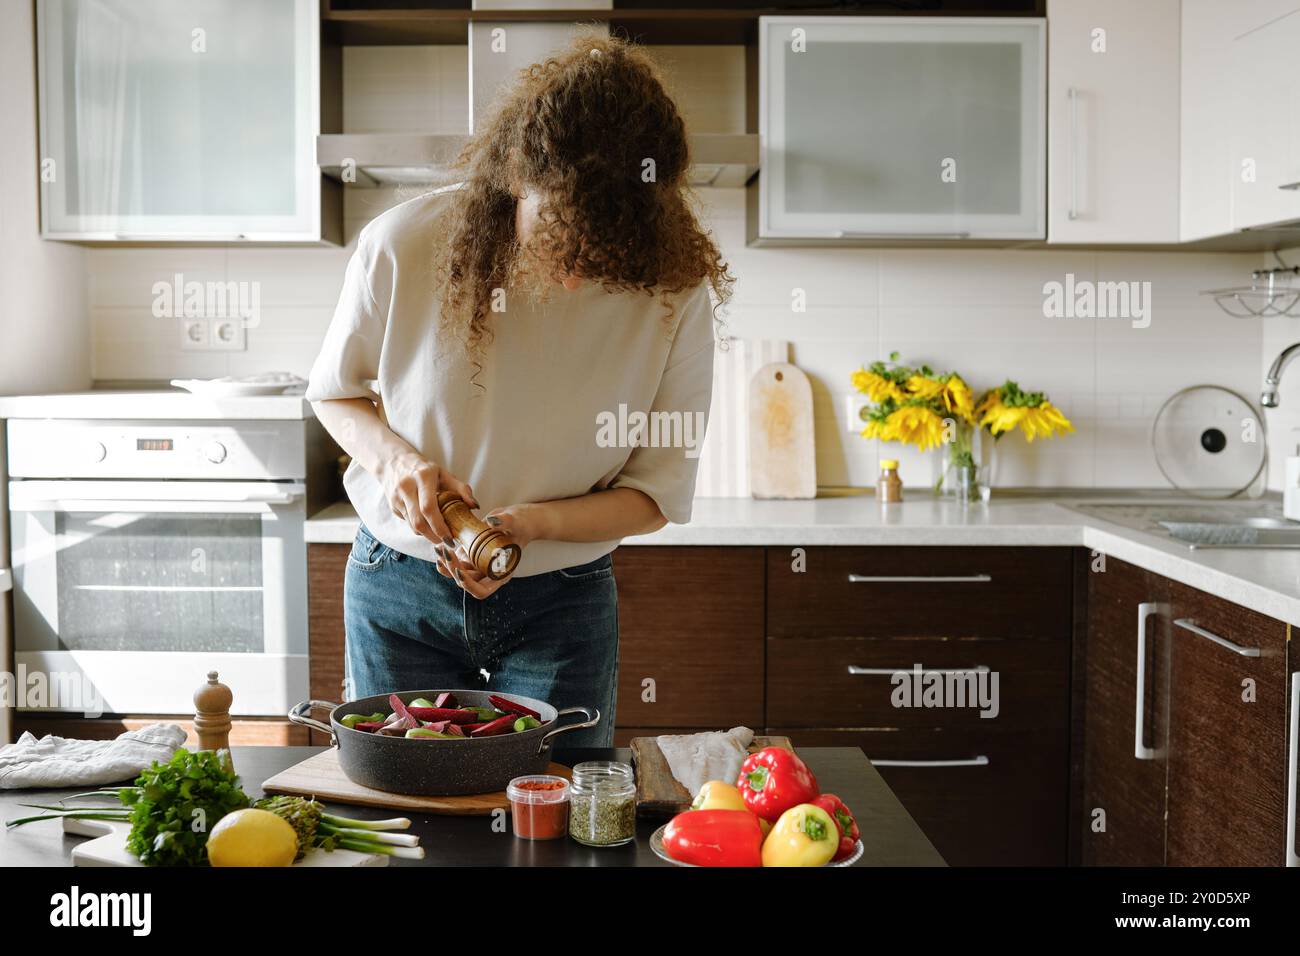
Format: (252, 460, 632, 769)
(1134, 602, 1161, 761)
(1287, 671, 1298, 867)
(847, 665, 990, 676)
(846, 574, 992, 583)
(1172, 618, 1261, 657)
(871, 756, 990, 768)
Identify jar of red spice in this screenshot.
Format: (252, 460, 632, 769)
(507, 774, 571, 840)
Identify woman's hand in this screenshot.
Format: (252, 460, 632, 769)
(377, 450, 477, 547)
(432, 503, 546, 600)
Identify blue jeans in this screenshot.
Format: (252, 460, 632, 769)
(342, 524, 619, 747)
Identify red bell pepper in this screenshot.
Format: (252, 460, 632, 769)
(661, 810, 764, 867)
(488, 694, 541, 720)
(735, 747, 820, 822)
(469, 714, 518, 737)
(813, 793, 860, 861)
(408, 706, 477, 724)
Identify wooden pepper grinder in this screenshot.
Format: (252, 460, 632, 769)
(437, 492, 522, 580)
(193, 671, 233, 752)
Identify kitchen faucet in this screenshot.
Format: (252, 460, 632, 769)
(1262, 342, 1300, 407)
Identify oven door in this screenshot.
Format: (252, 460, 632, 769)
(9, 480, 308, 716)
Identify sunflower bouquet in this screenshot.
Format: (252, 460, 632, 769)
(853, 354, 1073, 498)
(852, 356, 976, 452)
(975, 380, 1075, 442)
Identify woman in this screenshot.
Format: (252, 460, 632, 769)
(306, 34, 731, 746)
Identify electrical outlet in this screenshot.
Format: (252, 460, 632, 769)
(210, 318, 246, 351)
(180, 318, 210, 351)
(844, 393, 871, 433)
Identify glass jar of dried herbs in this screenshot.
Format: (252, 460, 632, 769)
(568, 760, 636, 847)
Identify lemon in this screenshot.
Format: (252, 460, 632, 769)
(206, 808, 299, 867)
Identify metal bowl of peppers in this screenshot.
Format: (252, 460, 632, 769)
(650, 747, 864, 867)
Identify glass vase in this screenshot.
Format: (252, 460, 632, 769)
(932, 419, 992, 503)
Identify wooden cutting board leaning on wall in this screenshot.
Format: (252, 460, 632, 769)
(748, 361, 816, 499)
(693, 338, 791, 497)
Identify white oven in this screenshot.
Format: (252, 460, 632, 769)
(7, 418, 312, 716)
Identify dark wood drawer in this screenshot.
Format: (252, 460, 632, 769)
(613, 546, 765, 728)
(766, 547, 1072, 640)
(768, 636, 1070, 730)
(775, 727, 1069, 866)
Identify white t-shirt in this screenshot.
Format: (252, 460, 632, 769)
(306, 188, 716, 576)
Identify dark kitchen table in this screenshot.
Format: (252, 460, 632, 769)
(0, 746, 944, 867)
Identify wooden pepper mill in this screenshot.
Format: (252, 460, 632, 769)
(436, 492, 521, 580)
(193, 671, 233, 752)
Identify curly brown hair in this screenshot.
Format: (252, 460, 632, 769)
(432, 32, 732, 368)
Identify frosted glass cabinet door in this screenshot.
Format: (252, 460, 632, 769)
(37, 0, 319, 241)
(759, 17, 1045, 240)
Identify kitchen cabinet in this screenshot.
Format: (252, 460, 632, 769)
(1181, 0, 1300, 239)
(767, 546, 1073, 866)
(1081, 556, 1169, 866)
(36, 0, 336, 243)
(1164, 581, 1288, 866)
(1224, 6, 1300, 232)
(756, 16, 1045, 242)
(1046, 0, 1180, 243)
(1081, 556, 1293, 866)
(611, 547, 765, 731)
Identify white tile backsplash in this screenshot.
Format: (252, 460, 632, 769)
(80, 44, 1293, 492)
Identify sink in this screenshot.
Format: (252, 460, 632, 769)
(1066, 501, 1300, 549)
(1156, 520, 1300, 548)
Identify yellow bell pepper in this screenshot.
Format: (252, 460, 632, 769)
(693, 781, 772, 835)
(691, 781, 748, 813)
(761, 803, 839, 867)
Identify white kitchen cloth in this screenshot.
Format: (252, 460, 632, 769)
(0, 723, 188, 789)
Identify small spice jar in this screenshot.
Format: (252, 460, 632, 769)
(507, 774, 570, 840)
(567, 760, 636, 847)
(877, 458, 903, 503)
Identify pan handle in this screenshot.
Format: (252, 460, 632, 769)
(538, 706, 600, 754)
(288, 699, 339, 741)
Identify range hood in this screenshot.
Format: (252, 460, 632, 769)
(318, 132, 758, 188)
(318, 10, 758, 189)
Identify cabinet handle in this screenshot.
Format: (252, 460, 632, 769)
(1134, 602, 1161, 760)
(1172, 618, 1262, 657)
(846, 574, 992, 583)
(112, 232, 248, 241)
(833, 230, 972, 239)
(871, 756, 990, 768)
(848, 665, 989, 676)
(1067, 87, 1080, 220)
(1287, 671, 1298, 867)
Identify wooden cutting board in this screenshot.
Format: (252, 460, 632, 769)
(64, 818, 387, 867)
(748, 362, 816, 499)
(629, 735, 793, 818)
(260, 747, 571, 815)
(695, 338, 791, 497)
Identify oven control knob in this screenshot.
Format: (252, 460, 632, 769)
(203, 441, 228, 464)
(89, 441, 107, 463)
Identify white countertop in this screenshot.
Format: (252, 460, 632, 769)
(307, 495, 1300, 626)
(0, 390, 314, 421)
